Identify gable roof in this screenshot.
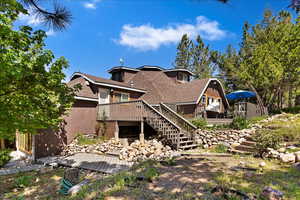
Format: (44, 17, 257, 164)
(69, 67, 229, 108)
(70, 72, 147, 93)
(129, 70, 229, 107)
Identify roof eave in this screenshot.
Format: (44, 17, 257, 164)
(70, 72, 147, 93)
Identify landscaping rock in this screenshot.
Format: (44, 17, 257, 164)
(261, 186, 283, 200)
(294, 151, 300, 162)
(292, 162, 300, 171)
(195, 128, 254, 148)
(278, 147, 286, 153)
(280, 153, 296, 163)
(259, 161, 266, 168)
(119, 139, 174, 162)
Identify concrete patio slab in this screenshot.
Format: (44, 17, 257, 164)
(39, 153, 133, 174)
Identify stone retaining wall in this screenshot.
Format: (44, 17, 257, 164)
(194, 128, 255, 148)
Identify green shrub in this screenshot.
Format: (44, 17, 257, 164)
(253, 130, 284, 156)
(211, 144, 228, 153)
(0, 149, 11, 167)
(190, 118, 207, 129)
(230, 117, 249, 130)
(14, 175, 34, 188)
(144, 167, 159, 181)
(272, 106, 300, 114)
(248, 115, 268, 124)
(76, 133, 105, 146)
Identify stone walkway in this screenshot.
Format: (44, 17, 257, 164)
(0, 164, 43, 176)
(40, 153, 133, 174)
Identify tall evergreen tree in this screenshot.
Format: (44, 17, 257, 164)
(191, 35, 212, 79)
(174, 34, 193, 69)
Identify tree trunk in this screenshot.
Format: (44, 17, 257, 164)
(247, 83, 266, 115)
(288, 83, 293, 108)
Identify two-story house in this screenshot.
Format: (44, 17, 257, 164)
(19, 65, 229, 158)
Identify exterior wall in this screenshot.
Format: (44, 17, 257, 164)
(109, 88, 143, 103)
(96, 121, 117, 139)
(63, 100, 98, 144)
(34, 128, 67, 158)
(177, 104, 197, 119)
(203, 82, 225, 113)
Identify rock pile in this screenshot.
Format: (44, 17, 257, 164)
(194, 128, 255, 148)
(61, 137, 175, 162)
(119, 139, 175, 162)
(264, 147, 300, 163)
(61, 138, 123, 156)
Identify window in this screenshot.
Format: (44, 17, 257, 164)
(114, 92, 129, 102)
(177, 72, 189, 82)
(112, 72, 123, 82)
(201, 95, 206, 104)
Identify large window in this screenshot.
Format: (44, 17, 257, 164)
(114, 92, 129, 102)
(112, 72, 123, 82)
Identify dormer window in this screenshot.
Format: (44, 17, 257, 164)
(112, 72, 123, 82)
(177, 72, 189, 82)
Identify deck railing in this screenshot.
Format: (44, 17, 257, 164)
(97, 100, 182, 149)
(159, 103, 197, 135)
(97, 100, 144, 121)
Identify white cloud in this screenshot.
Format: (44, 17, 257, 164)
(118, 16, 228, 51)
(46, 29, 56, 36)
(83, 0, 101, 9)
(18, 7, 42, 26)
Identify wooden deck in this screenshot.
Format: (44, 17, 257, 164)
(97, 100, 198, 150)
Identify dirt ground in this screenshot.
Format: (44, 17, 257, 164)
(1, 154, 299, 200)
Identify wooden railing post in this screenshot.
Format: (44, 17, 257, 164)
(140, 120, 145, 144)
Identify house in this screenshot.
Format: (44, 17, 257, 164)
(17, 65, 229, 159)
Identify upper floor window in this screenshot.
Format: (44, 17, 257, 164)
(112, 72, 123, 82)
(177, 72, 189, 82)
(114, 92, 129, 102)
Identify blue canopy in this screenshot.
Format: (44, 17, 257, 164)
(226, 90, 256, 101)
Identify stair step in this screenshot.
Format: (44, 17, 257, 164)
(229, 149, 253, 155)
(241, 141, 256, 147)
(179, 140, 194, 144)
(234, 145, 257, 152)
(179, 144, 198, 150)
(244, 136, 255, 142)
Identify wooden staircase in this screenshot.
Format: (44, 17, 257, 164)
(98, 100, 198, 150)
(146, 102, 198, 150)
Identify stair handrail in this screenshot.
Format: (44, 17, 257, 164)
(141, 100, 181, 131)
(160, 103, 197, 131)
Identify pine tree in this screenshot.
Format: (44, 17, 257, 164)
(191, 35, 212, 79)
(174, 34, 192, 69)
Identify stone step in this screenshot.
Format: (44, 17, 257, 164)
(241, 140, 256, 147)
(234, 145, 257, 152)
(229, 149, 253, 155)
(179, 144, 198, 150)
(244, 136, 255, 142)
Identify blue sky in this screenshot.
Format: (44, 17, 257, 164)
(18, 0, 290, 79)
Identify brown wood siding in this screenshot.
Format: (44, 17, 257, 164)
(110, 88, 143, 103)
(63, 100, 98, 144)
(203, 83, 225, 113)
(34, 128, 67, 158)
(96, 121, 117, 139)
(177, 104, 196, 119)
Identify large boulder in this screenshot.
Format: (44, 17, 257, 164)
(280, 153, 296, 163)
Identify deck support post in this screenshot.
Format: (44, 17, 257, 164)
(114, 121, 119, 141)
(140, 120, 144, 144)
